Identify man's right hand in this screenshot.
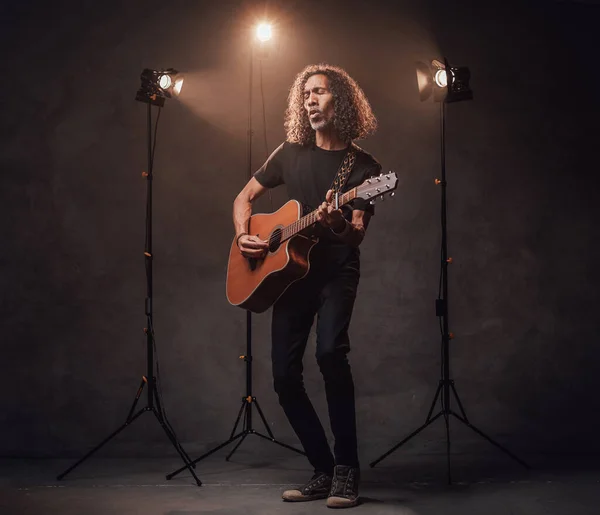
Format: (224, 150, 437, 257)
(237, 234, 269, 258)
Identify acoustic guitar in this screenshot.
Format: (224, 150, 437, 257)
(226, 172, 398, 313)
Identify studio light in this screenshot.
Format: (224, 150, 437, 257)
(256, 22, 273, 42)
(372, 59, 528, 478)
(58, 65, 199, 486)
(136, 68, 184, 107)
(416, 58, 472, 103)
(158, 72, 184, 95)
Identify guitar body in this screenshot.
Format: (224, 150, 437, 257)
(226, 171, 398, 313)
(226, 199, 318, 313)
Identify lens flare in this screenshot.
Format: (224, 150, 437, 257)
(256, 23, 272, 42)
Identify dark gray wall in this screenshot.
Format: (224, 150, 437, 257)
(2, 0, 599, 460)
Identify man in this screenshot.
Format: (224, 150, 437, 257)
(232, 64, 380, 509)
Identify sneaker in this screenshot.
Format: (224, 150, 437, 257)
(326, 465, 360, 509)
(282, 472, 333, 502)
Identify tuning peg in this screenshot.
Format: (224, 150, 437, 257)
(390, 192, 395, 197)
(380, 195, 385, 201)
(369, 199, 376, 205)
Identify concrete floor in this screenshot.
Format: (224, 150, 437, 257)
(2, 441, 600, 515)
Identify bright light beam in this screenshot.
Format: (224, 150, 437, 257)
(256, 23, 272, 42)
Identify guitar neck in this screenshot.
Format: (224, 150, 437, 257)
(281, 189, 357, 242)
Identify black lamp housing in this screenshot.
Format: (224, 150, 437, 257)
(416, 58, 473, 103)
(135, 68, 184, 107)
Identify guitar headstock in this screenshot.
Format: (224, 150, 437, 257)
(355, 171, 398, 204)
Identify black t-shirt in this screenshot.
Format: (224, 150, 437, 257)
(254, 141, 380, 210)
(254, 142, 381, 253)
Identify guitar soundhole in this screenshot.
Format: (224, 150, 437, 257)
(268, 227, 283, 253)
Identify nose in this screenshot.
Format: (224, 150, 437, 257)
(307, 92, 317, 106)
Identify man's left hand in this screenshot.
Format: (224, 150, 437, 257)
(317, 189, 346, 231)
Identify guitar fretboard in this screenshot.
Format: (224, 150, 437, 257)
(280, 189, 357, 242)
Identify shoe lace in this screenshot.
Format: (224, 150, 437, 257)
(307, 473, 329, 490)
(346, 469, 355, 492)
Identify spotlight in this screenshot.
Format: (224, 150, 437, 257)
(256, 22, 272, 42)
(158, 70, 184, 96)
(416, 58, 472, 103)
(370, 56, 531, 477)
(136, 68, 184, 107)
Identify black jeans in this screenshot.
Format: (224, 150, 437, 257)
(271, 244, 360, 474)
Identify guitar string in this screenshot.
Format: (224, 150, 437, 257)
(267, 189, 356, 247)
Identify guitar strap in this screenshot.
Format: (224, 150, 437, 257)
(330, 143, 357, 197)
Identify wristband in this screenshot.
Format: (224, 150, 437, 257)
(331, 219, 351, 238)
(236, 232, 248, 247)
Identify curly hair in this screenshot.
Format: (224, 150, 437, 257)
(284, 64, 377, 145)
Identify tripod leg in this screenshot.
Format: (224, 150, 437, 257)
(57, 408, 146, 480)
(166, 432, 245, 480)
(224, 402, 250, 461)
(369, 411, 443, 468)
(226, 433, 248, 461)
(152, 382, 193, 465)
(449, 381, 469, 422)
(241, 401, 249, 432)
(426, 381, 443, 422)
(253, 398, 275, 439)
(254, 431, 306, 455)
(229, 400, 246, 440)
(449, 411, 530, 469)
(443, 410, 451, 485)
(150, 408, 202, 486)
(127, 378, 146, 421)
(251, 399, 305, 455)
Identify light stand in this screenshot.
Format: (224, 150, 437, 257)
(370, 59, 529, 483)
(58, 70, 201, 486)
(166, 27, 304, 482)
